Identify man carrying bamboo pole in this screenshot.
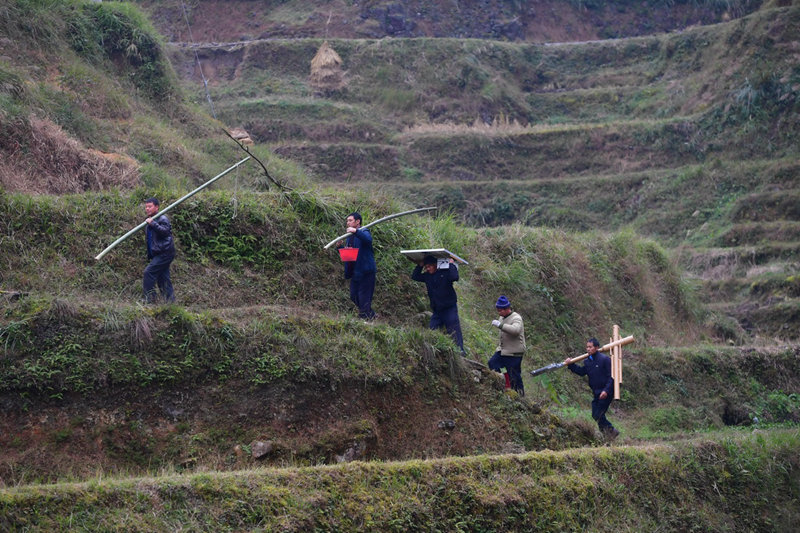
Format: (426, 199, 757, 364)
(339, 212, 376, 320)
(143, 198, 176, 304)
(564, 338, 619, 439)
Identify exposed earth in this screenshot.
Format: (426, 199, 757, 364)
(139, 0, 755, 44)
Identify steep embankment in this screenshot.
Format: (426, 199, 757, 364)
(0, 0, 279, 194)
(0, 188, 707, 483)
(2, 431, 799, 532)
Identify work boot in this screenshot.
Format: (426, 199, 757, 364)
(605, 427, 620, 440)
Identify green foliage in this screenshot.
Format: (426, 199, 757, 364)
(0, 0, 63, 49)
(171, 195, 286, 270)
(647, 406, 704, 432)
(1, 431, 798, 531)
(73, 1, 179, 102)
(749, 382, 800, 423)
(0, 297, 461, 395)
(30, 81, 103, 144)
(0, 65, 26, 103)
(732, 69, 799, 121)
(1, 1, 178, 104)
(377, 87, 417, 113)
(59, 61, 132, 119)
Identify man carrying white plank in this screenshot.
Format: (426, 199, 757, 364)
(411, 254, 464, 354)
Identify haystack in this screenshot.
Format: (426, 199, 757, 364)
(310, 41, 345, 93)
(229, 127, 254, 145)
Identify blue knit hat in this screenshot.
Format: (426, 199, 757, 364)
(495, 295, 511, 308)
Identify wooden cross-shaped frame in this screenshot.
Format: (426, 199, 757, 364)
(610, 324, 624, 400)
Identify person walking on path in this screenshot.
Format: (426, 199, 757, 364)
(143, 197, 176, 304)
(564, 337, 619, 440)
(412, 255, 464, 353)
(487, 295, 526, 395)
(340, 212, 377, 320)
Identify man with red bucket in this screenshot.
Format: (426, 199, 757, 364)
(339, 212, 377, 320)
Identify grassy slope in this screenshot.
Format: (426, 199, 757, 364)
(1, 0, 799, 528)
(182, 6, 799, 195)
(0, 0, 293, 193)
(0, 188, 710, 482)
(2, 430, 799, 532)
(169, 4, 799, 340)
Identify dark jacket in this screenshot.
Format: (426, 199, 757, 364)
(146, 214, 175, 259)
(342, 228, 376, 281)
(568, 351, 614, 398)
(411, 263, 459, 312)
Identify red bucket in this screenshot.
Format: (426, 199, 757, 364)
(338, 247, 359, 262)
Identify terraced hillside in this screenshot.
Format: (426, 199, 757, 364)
(167, 3, 800, 342)
(2, 1, 799, 530)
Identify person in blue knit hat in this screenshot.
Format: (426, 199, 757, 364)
(487, 295, 526, 395)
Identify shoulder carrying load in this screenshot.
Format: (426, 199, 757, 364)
(400, 248, 468, 269)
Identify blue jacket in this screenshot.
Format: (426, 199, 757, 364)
(342, 228, 376, 281)
(568, 351, 614, 398)
(145, 215, 175, 259)
(412, 263, 459, 312)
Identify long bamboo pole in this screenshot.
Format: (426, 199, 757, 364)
(530, 335, 635, 376)
(323, 207, 438, 249)
(95, 157, 251, 261)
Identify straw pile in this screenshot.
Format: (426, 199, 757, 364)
(0, 116, 139, 193)
(309, 41, 345, 93)
(229, 127, 254, 145)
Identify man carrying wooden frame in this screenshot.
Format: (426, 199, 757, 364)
(564, 337, 620, 440)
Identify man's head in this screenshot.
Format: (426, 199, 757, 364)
(423, 254, 438, 274)
(586, 337, 600, 355)
(495, 295, 512, 317)
(144, 197, 160, 217)
(346, 212, 362, 229)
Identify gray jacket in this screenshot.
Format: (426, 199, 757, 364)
(496, 311, 526, 356)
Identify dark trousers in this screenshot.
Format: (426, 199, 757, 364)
(350, 271, 376, 319)
(430, 305, 464, 353)
(488, 352, 524, 395)
(591, 395, 614, 430)
(143, 253, 175, 303)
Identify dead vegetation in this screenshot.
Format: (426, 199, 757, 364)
(309, 40, 345, 94)
(402, 114, 537, 136)
(0, 116, 139, 194)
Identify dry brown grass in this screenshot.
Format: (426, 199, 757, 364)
(309, 41, 345, 93)
(401, 114, 536, 136)
(0, 116, 139, 194)
(397, 116, 631, 138)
